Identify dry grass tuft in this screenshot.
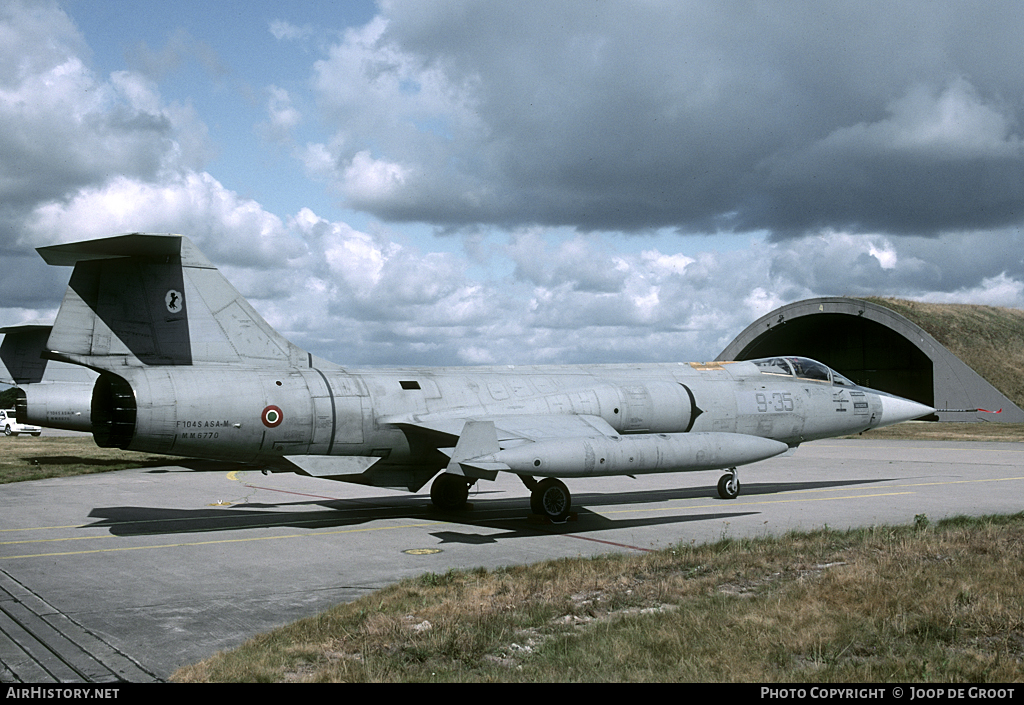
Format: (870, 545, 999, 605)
(0, 436, 168, 483)
(862, 297, 1024, 411)
(849, 422, 1024, 443)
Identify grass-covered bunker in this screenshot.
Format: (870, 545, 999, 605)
(717, 297, 1024, 423)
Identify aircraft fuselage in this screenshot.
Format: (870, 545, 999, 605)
(88, 356, 907, 491)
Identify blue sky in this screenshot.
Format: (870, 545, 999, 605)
(2, 1, 1024, 373)
(65, 0, 378, 225)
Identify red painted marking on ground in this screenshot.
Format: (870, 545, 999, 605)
(563, 534, 656, 553)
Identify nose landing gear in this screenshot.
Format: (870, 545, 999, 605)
(717, 468, 740, 499)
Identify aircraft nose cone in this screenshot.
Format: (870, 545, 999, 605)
(879, 394, 934, 427)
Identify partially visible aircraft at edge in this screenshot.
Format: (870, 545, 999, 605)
(2, 320, 98, 431)
(7, 233, 934, 521)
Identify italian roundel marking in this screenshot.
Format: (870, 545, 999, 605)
(261, 405, 283, 428)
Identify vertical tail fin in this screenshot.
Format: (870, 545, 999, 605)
(38, 233, 317, 370)
(1, 320, 99, 383)
(1, 322, 54, 384)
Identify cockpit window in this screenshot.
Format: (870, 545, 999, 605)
(831, 371, 856, 387)
(790, 357, 831, 382)
(752, 357, 794, 377)
(750, 356, 855, 387)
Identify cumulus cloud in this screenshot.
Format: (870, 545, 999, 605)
(2, 1, 1023, 370)
(0, 1, 210, 250)
(921, 272, 1024, 308)
(259, 85, 302, 143)
(758, 79, 1024, 235)
(269, 20, 314, 43)
(23, 170, 306, 268)
(299, 2, 1024, 237)
(342, 150, 411, 204)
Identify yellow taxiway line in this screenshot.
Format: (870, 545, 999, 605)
(0, 520, 450, 560)
(3, 473, 1022, 560)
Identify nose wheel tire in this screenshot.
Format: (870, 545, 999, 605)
(530, 478, 572, 522)
(717, 472, 740, 499)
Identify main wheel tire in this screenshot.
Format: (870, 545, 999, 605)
(430, 474, 471, 511)
(717, 474, 740, 499)
(531, 478, 572, 522)
(3, 425, 11, 436)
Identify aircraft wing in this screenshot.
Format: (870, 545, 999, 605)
(393, 412, 793, 484)
(386, 413, 622, 481)
(387, 412, 619, 447)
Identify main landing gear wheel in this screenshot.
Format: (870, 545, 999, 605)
(717, 469, 740, 500)
(430, 474, 472, 511)
(530, 478, 572, 522)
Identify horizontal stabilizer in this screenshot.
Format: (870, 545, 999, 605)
(1, 320, 98, 385)
(0, 319, 55, 332)
(37, 233, 212, 268)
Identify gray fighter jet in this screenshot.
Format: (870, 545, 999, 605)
(22, 233, 932, 521)
(1, 320, 97, 431)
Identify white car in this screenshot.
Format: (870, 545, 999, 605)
(0, 409, 41, 436)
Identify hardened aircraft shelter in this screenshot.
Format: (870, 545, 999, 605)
(717, 297, 1024, 423)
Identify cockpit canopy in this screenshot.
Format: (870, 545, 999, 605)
(749, 356, 857, 387)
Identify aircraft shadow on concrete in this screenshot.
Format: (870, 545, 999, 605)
(425, 508, 762, 546)
(145, 459, 259, 473)
(82, 477, 894, 542)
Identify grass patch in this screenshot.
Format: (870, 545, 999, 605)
(0, 436, 168, 483)
(847, 422, 1024, 443)
(171, 513, 1024, 683)
(862, 298, 1024, 412)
